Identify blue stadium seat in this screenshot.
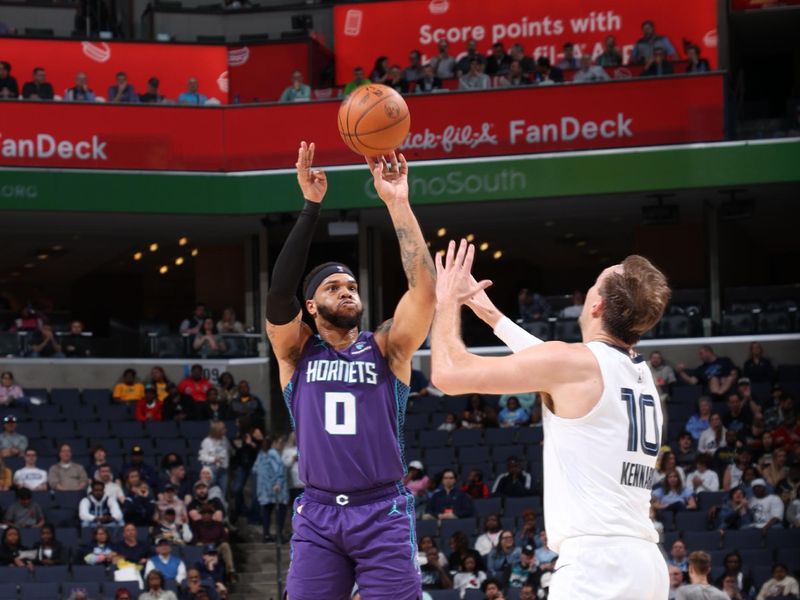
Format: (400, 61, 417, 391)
(0, 490, 16, 507)
(45, 506, 78, 527)
(671, 385, 702, 405)
(145, 421, 180, 439)
(15, 421, 40, 438)
(69, 405, 98, 422)
(81, 421, 112, 439)
(82, 389, 111, 405)
(100, 404, 131, 421)
(440, 396, 467, 415)
(515, 428, 543, 446)
(104, 582, 140, 599)
(4, 565, 32, 582)
(47, 422, 76, 438)
(425, 447, 455, 465)
(71, 565, 110, 582)
(112, 421, 144, 438)
(87, 437, 121, 451)
(4, 456, 23, 472)
(181, 544, 204, 566)
(776, 547, 800, 572)
(751, 565, 773, 590)
(24, 389, 50, 403)
(722, 313, 756, 336)
(27, 404, 62, 421)
(440, 518, 476, 541)
(429, 591, 460, 600)
(180, 421, 213, 438)
(459, 446, 490, 464)
(404, 414, 428, 431)
(415, 519, 438, 539)
(156, 438, 189, 455)
(503, 496, 541, 518)
(738, 549, 774, 568)
(430, 412, 450, 427)
(20, 528, 40, 548)
(451, 429, 481, 448)
(458, 462, 493, 484)
(697, 491, 727, 512)
(65, 582, 102, 597)
(419, 430, 449, 448)
(675, 511, 711, 532)
(403, 431, 417, 451)
(662, 531, 680, 552)
(0, 584, 18, 599)
(472, 497, 502, 518)
(55, 528, 80, 553)
(51, 388, 81, 405)
(464, 589, 486, 600)
(526, 446, 543, 464)
(723, 529, 763, 549)
(492, 445, 524, 464)
(764, 528, 800, 550)
(53, 490, 83, 508)
(484, 429, 511, 446)
(32, 565, 69, 582)
(19, 583, 59, 599)
(683, 530, 722, 551)
(659, 315, 691, 337)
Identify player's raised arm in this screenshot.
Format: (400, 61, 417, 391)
(367, 152, 436, 382)
(265, 141, 326, 387)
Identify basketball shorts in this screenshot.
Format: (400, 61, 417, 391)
(548, 535, 669, 600)
(286, 482, 422, 600)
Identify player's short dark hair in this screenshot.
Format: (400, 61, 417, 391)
(688, 551, 711, 575)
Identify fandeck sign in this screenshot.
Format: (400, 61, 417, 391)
(333, 0, 717, 84)
(0, 75, 725, 171)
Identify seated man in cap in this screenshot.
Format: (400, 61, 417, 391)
(188, 481, 225, 524)
(145, 537, 187, 585)
(157, 507, 193, 545)
(195, 544, 229, 596)
(749, 478, 784, 530)
(0, 415, 27, 458)
(190, 504, 235, 582)
(120, 445, 159, 490)
(157, 483, 188, 525)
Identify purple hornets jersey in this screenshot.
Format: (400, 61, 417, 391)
(284, 331, 409, 493)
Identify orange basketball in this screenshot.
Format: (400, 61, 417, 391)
(337, 84, 411, 156)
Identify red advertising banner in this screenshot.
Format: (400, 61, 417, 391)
(731, 0, 800, 9)
(0, 38, 228, 103)
(0, 75, 724, 171)
(333, 0, 717, 84)
(227, 41, 311, 103)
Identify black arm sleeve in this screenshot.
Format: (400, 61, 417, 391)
(265, 200, 320, 325)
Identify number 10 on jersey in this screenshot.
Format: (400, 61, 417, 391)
(620, 388, 660, 456)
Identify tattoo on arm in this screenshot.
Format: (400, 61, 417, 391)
(396, 227, 436, 289)
(376, 319, 393, 335)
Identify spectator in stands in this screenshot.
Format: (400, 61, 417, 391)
(21, 67, 54, 100)
(519, 583, 536, 600)
(756, 563, 799, 599)
(437, 412, 457, 432)
(344, 66, 370, 96)
(498, 397, 529, 428)
(162, 383, 193, 422)
(456, 38, 486, 77)
(157, 507, 192, 546)
(509, 44, 536, 76)
(0, 415, 26, 458)
(0, 526, 33, 568)
(454, 554, 487, 597)
(533, 56, 564, 85)
(426, 469, 473, 520)
(686, 398, 713, 441)
(80, 479, 124, 528)
(370, 56, 390, 83)
(573, 55, 611, 83)
(64, 73, 96, 102)
(385, 65, 409, 94)
(492, 456, 532, 498)
(653, 451, 686, 488)
(653, 470, 697, 512)
(11, 305, 43, 332)
(533, 530, 558, 582)
(180, 303, 207, 335)
(216, 308, 243, 335)
(642, 47, 675, 76)
(515, 509, 541, 549)
(200, 388, 229, 422)
(685, 45, 710, 74)
(736, 378, 764, 419)
(699, 413, 727, 455)
(459, 58, 490, 91)
(179, 365, 213, 404)
(462, 468, 490, 500)
(558, 290, 584, 318)
(497, 60, 529, 87)
(765, 393, 794, 431)
(417, 535, 448, 568)
(145, 537, 187, 584)
(688, 454, 719, 494)
(147, 366, 170, 402)
(108, 71, 139, 103)
(113, 368, 145, 403)
(485, 42, 511, 77)
(724, 392, 754, 434)
(556, 42, 579, 70)
(113, 522, 151, 566)
(253, 434, 288, 543)
(774, 411, 800, 453)
(3, 486, 44, 527)
(217, 372, 237, 404)
(486, 529, 521, 581)
(229, 418, 263, 522)
(743, 342, 774, 383)
(0, 456, 11, 490)
(87, 446, 109, 480)
(631, 20, 678, 65)
(0, 61, 19, 99)
(430, 40, 455, 79)
(414, 63, 442, 94)
(121, 446, 159, 489)
(139, 77, 166, 104)
(668, 539, 689, 574)
(403, 459, 429, 511)
(29, 323, 63, 357)
(140, 569, 179, 600)
(161, 463, 191, 505)
(597, 35, 623, 67)
(677, 346, 738, 398)
(475, 513, 502, 556)
(678, 551, 728, 600)
(158, 455, 183, 490)
(157, 483, 188, 525)
(199, 421, 232, 493)
(48, 443, 89, 491)
(481, 578, 503, 599)
(61, 320, 92, 357)
(668, 564, 684, 599)
(749, 478, 784, 530)
(722, 447, 754, 491)
(81, 526, 114, 565)
(188, 481, 225, 523)
(777, 458, 800, 504)
(278, 70, 311, 103)
(122, 480, 157, 526)
(448, 530, 484, 571)
(715, 484, 755, 531)
(196, 544, 228, 597)
(0, 372, 24, 406)
(32, 524, 65, 565)
(180, 566, 217, 599)
(461, 394, 489, 429)
(518, 288, 550, 321)
(230, 380, 263, 422)
(421, 546, 453, 590)
(715, 551, 755, 597)
(13, 448, 47, 490)
(763, 447, 788, 488)
(676, 431, 699, 471)
(191, 508, 235, 579)
(404, 49, 424, 83)
(136, 385, 163, 422)
(193, 319, 226, 358)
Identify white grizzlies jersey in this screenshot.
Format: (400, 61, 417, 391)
(542, 341, 662, 553)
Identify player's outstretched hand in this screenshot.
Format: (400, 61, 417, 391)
(435, 239, 492, 307)
(296, 141, 327, 203)
(365, 152, 409, 206)
(465, 273, 501, 325)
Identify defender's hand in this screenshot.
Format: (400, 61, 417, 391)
(296, 141, 327, 203)
(435, 239, 492, 308)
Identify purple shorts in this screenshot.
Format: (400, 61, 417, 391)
(286, 482, 421, 600)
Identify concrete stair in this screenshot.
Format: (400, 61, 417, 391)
(227, 537, 291, 600)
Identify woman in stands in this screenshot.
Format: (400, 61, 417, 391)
(370, 56, 390, 83)
(140, 569, 178, 600)
(453, 554, 487, 597)
(652, 450, 686, 488)
(32, 524, 66, 565)
(0, 525, 33, 568)
(193, 318, 227, 358)
(652, 470, 697, 513)
(0, 371, 24, 407)
(461, 394, 488, 429)
(87, 446, 109, 480)
(762, 447, 788, 488)
(486, 529, 521, 582)
(253, 434, 288, 543)
(450, 530, 485, 574)
(149, 366, 171, 402)
(217, 372, 237, 404)
(402, 459, 430, 517)
(198, 421, 232, 494)
(82, 526, 114, 565)
(417, 535, 448, 570)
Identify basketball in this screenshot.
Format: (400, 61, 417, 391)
(337, 84, 411, 156)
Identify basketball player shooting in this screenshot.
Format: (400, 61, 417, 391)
(431, 239, 672, 600)
(266, 142, 435, 600)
